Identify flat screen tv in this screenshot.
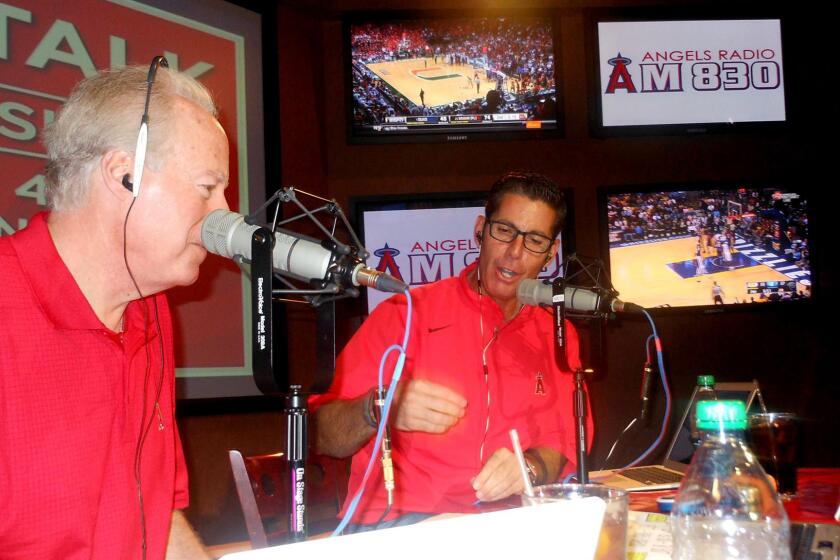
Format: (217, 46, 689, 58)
(586, 10, 788, 136)
(598, 184, 812, 311)
(345, 13, 561, 143)
(351, 191, 573, 314)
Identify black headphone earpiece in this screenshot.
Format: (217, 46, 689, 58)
(122, 174, 133, 192)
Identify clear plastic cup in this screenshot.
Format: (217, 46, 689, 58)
(522, 484, 628, 560)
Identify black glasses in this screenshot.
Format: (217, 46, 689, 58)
(486, 220, 554, 254)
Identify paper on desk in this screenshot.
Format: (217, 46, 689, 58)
(222, 498, 606, 560)
(627, 510, 673, 560)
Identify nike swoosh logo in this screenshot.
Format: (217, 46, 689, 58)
(428, 325, 452, 333)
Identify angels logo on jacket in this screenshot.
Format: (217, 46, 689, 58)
(535, 371, 546, 396)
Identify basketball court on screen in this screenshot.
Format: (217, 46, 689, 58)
(610, 237, 808, 308)
(364, 57, 506, 108)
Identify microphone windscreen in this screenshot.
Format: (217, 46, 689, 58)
(201, 209, 258, 259)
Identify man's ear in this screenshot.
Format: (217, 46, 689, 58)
(99, 150, 134, 200)
(474, 215, 486, 245)
(547, 238, 560, 263)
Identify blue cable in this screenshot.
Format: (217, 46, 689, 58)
(622, 309, 672, 469)
(331, 289, 413, 536)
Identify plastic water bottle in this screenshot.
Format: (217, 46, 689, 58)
(671, 400, 791, 560)
(688, 374, 717, 449)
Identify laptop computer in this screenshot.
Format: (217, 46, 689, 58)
(589, 381, 761, 491)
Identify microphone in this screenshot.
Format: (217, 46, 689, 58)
(516, 278, 643, 314)
(201, 209, 407, 294)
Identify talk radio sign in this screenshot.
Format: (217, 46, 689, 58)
(597, 19, 786, 127)
(0, 0, 252, 375)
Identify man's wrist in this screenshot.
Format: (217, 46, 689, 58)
(524, 450, 548, 486)
(361, 388, 378, 429)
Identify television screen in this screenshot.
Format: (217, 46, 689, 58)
(590, 16, 786, 135)
(352, 192, 569, 313)
(600, 185, 811, 309)
(346, 14, 560, 142)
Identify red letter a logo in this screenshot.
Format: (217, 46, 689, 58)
(605, 53, 637, 94)
(374, 244, 404, 282)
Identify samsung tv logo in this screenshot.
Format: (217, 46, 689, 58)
(446, 135, 468, 141)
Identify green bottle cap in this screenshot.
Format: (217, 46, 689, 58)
(697, 374, 715, 387)
(696, 400, 747, 430)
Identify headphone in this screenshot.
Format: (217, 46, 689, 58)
(122, 55, 169, 196)
(119, 55, 170, 560)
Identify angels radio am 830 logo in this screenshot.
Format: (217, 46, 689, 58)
(604, 48, 782, 94)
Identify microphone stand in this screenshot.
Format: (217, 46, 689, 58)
(551, 276, 590, 483)
(286, 385, 307, 542)
(248, 224, 311, 541)
(572, 368, 591, 484)
(552, 254, 621, 484)
(244, 187, 371, 542)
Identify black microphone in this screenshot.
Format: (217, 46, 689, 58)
(516, 278, 643, 313)
(201, 209, 407, 294)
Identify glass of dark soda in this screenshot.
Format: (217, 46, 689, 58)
(747, 412, 798, 499)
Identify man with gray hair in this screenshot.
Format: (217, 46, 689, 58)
(0, 62, 228, 559)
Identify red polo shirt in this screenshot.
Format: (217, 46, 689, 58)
(311, 262, 593, 524)
(0, 213, 188, 559)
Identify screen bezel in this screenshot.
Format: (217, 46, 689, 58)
(584, 7, 792, 138)
(343, 10, 565, 145)
(597, 182, 815, 316)
(663, 381, 760, 471)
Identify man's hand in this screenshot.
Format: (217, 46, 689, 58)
(471, 448, 524, 502)
(392, 379, 467, 434)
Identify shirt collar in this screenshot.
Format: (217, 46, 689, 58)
(10, 212, 157, 336)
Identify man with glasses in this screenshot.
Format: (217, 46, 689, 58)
(313, 172, 591, 530)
